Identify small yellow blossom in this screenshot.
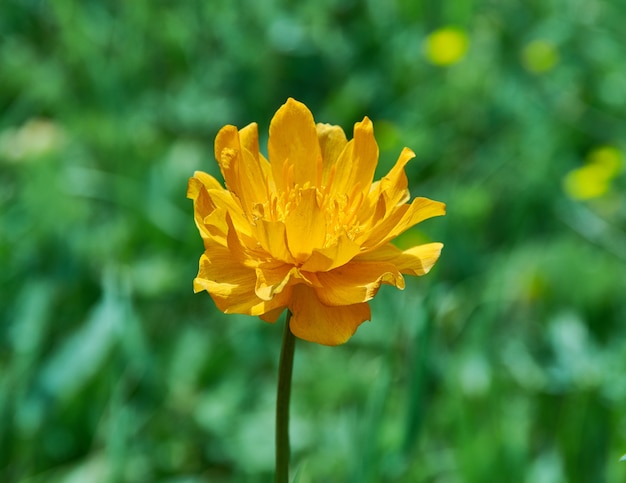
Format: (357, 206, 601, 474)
(424, 27, 469, 66)
(188, 99, 445, 345)
(586, 145, 622, 177)
(563, 145, 623, 200)
(522, 40, 559, 73)
(564, 164, 611, 200)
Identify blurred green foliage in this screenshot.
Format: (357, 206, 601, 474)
(2, 1, 626, 482)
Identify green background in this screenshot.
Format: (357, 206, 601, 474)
(2, 1, 626, 481)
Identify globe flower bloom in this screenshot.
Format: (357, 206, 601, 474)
(188, 98, 445, 345)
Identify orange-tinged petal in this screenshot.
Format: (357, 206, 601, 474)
(259, 306, 286, 323)
(284, 187, 327, 262)
(254, 262, 295, 301)
(330, 117, 378, 199)
(194, 250, 291, 316)
(355, 242, 444, 276)
(268, 98, 322, 190)
(362, 197, 446, 250)
(300, 232, 361, 272)
(288, 285, 371, 345)
(316, 123, 348, 184)
(314, 261, 404, 306)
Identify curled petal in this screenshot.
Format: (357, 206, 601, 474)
(187, 178, 223, 243)
(355, 242, 444, 276)
(314, 261, 404, 306)
(362, 197, 446, 250)
(300, 232, 361, 272)
(194, 250, 290, 317)
(255, 263, 299, 301)
(187, 172, 223, 199)
(288, 285, 371, 345)
(378, 147, 415, 207)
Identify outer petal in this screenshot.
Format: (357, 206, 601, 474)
(313, 261, 404, 306)
(239, 122, 261, 162)
(377, 147, 414, 207)
(268, 98, 322, 189)
(254, 263, 319, 301)
(187, 171, 223, 199)
(214, 125, 269, 215)
(361, 197, 446, 250)
(187, 177, 225, 243)
(330, 117, 378, 199)
(194, 250, 291, 316)
(288, 285, 371, 345)
(205, 188, 251, 237)
(355, 242, 444, 276)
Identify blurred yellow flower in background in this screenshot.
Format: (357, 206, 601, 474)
(424, 27, 469, 66)
(188, 99, 445, 345)
(521, 40, 559, 73)
(563, 145, 623, 200)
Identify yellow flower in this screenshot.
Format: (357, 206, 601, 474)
(563, 145, 623, 200)
(188, 99, 445, 345)
(521, 40, 559, 73)
(424, 27, 469, 66)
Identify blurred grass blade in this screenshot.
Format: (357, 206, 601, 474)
(37, 270, 126, 401)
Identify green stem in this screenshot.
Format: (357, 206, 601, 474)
(275, 310, 296, 483)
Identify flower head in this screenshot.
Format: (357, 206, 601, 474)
(424, 27, 469, 66)
(188, 98, 445, 345)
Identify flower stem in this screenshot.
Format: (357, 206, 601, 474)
(275, 310, 296, 483)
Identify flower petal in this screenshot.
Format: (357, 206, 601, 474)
(362, 197, 446, 250)
(252, 219, 293, 264)
(284, 187, 327, 262)
(259, 306, 286, 323)
(300, 231, 361, 272)
(187, 171, 223, 198)
(378, 147, 415, 206)
(288, 285, 371, 345)
(214, 125, 270, 215)
(194, 250, 291, 316)
(255, 262, 295, 301)
(239, 122, 261, 162)
(330, 117, 378, 199)
(355, 242, 444, 276)
(316, 123, 348, 184)
(204, 188, 251, 237)
(269, 98, 322, 189)
(314, 261, 404, 306)
(187, 177, 224, 243)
